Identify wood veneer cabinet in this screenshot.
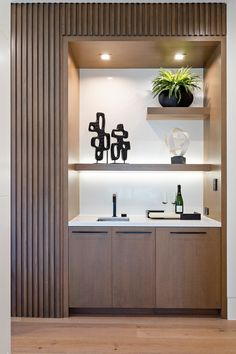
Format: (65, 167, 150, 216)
(112, 228, 155, 308)
(69, 226, 221, 311)
(69, 227, 112, 308)
(156, 227, 221, 309)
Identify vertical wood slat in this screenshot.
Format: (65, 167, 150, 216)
(38, 3, 44, 318)
(210, 3, 216, 36)
(159, 4, 166, 36)
(21, 3, 28, 317)
(221, 4, 226, 36)
(188, 3, 194, 36)
(32, 2, 39, 317)
(98, 3, 104, 36)
(43, 3, 49, 318)
(26, 3, 33, 318)
(11, 3, 17, 317)
(110, 3, 115, 36)
(49, 2, 55, 319)
(55, 3, 62, 318)
(16, 3, 22, 317)
(199, 3, 205, 37)
(71, 3, 77, 36)
(65, 3, 71, 38)
(216, 3, 222, 36)
(88, 3, 93, 36)
(11, 2, 227, 318)
(193, 3, 198, 36)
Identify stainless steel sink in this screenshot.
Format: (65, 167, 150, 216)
(97, 216, 130, 221)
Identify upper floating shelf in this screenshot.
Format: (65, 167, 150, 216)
(69, 163, 212, 172)
(146, 107, 210, 120)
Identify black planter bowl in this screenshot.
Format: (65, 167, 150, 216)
(158, 88, 194, 107)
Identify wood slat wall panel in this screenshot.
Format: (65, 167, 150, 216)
(60, 3, 226, 37)
(11, 2, 226, 318)
(12, 3, 63, 317)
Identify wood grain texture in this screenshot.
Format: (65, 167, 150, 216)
(60, 3, 226, 37)
(69, 227, 112, 308)
(147, 107, 210, 120)
(203, 41, 227, 318)
(68, 50, 80, 221)
(69, 163, 212, 172)
(156, 228, 221, 309)
(69, 39, 220, 69)
(112, 228, 155, 308)
(11, 2, 226, 318)
(204, 46, 222, 222)
(12, 316, 236, 354)
(219, 39, 227, 319)
(11, 3, 64, 317)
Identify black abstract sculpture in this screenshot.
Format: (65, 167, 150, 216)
(111, 124, 131, 163)
(88, 112, 110, 163)
(89, 113, 131, 163)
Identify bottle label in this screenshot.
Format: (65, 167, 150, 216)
(176, 205, 183, 213)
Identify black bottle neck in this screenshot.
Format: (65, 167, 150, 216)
(177, 185, 182, 195)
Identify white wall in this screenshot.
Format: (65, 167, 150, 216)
(227, 0, 236, 320)
(0, 0, 10, 352)
(79, 68, 204, 216)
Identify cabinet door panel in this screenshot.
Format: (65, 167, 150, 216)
(156, 227, 221, 309)
(112, 228, 155, 308)
(69, 227, 112, 308)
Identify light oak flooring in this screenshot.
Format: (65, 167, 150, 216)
(12, 316, 236, 354)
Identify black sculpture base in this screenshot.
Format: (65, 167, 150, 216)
(171, 156, 186, 164)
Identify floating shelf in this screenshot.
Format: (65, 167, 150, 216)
(69, 163, 212, 172)
(146, 107, 210, 120)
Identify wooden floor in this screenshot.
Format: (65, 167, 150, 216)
(12, 316, 236, 354)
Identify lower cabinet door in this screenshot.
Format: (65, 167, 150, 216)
(112, 228, 155, 308)
(156, 227, 221, 309)
(69, 227, 112, 308)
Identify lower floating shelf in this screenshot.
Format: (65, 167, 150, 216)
(69, 163, 212, 172)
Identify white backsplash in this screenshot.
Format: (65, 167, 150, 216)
(79, 68, 204, 215)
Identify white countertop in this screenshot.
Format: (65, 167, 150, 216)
(69, 215, 221, 228)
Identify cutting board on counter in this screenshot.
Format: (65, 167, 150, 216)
(147, 210, 201, 220)
(147, 211, 180, 219)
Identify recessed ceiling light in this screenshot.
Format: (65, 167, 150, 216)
(174, 53, 185, 61)
(100, 53, 111, 61)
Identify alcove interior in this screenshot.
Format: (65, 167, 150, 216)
(67, 38, 224, 223)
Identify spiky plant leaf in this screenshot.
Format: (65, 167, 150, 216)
(152, 67, 201, 102)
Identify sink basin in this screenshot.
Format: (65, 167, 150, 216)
(97, 216, 130, 222)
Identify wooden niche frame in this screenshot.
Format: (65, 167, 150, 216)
(11, 3, 226, 318)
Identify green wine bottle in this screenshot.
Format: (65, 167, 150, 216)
(175, 185, 184, 214)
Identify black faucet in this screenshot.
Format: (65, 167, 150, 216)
(112, 193, 117, 217)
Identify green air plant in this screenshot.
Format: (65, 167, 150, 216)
(152, 67, 201, 103)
